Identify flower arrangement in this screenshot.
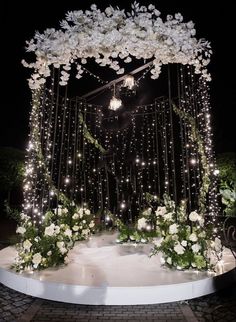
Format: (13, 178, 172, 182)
(22, 2, 212, 89)
(14, 203, 95, 271)
(151, 194, 223, 270)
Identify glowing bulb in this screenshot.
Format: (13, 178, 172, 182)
(109, 96, 122, 111)
(136, 158, 140, 163)
(65, 177, 70, 184)
(120, 202, 126, 209)
(213, 169, 220, 175)
(123, 74, 135, 90)
(190, 159, 196, 165)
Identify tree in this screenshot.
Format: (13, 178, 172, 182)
(216, 152, 236, 216)
(0, 147, 25, 206)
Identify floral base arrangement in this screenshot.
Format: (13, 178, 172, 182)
(116, 194, 223, 271)
(14, 203, 95, 271)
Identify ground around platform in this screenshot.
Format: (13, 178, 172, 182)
(0, 280, 236, 322)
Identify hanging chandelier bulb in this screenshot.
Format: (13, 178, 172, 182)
(109, 96, 122, 111)
(109, 83, 122, 110)
(123, 74, 135, 90)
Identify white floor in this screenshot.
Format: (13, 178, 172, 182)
(0, 232, 235, 305)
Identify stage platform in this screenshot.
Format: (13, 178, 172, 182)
(0, 233, 235, 305)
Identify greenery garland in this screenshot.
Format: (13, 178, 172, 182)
(172, 103, 211, 213)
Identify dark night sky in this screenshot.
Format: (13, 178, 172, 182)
(2, 0, 235, 154)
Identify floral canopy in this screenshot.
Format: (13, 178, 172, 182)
(22, 2, 212, 89)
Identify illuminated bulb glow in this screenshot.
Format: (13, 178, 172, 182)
(123, 74, 135, 90)
(109, 96, 122, 111)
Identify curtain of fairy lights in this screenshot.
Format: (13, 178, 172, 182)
(24, 64, 219, 226)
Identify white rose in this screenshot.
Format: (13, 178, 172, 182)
(191, 243, 201, 253)
(163, 212, 173, 221)
(44, 224, 55, 236)
(23, 239, 32, 252)
(78, 208, 83, 216)
(72, 225, 79, 231)
(169, 223, 178, 234)
(137, 217, 148, 230)
(72, 213, 79, 219)
(189, 211, 199, 222)
(56, 241, 67, 254)
(54, 226, 60, 235)
(198, 231, 206, 238)
(167, 257, 172, 265)
(32, 253, 42, 267)
(174, 243, 185, 255)
(85, 209, 91, 215)
(153, 237, 163, 247)
(64, 229, 72, 237)
(181, 240, 187, 247)
(63, 208, 68, 214)
(189, 233, 198, 242)
(16, 227, 26, 235)
(160, 257, 166, 265)
(199, 217, 205, 226)
(47, 251, 52, 256)
(82, 229, 90, 237)
(155, 206, 167, 217)
(89, 221, 95, 228)
(57, 206, 63, 216)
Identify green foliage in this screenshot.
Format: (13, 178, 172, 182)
(14, 204, 96, 271)
(172, 104, 211, 213)
(79, 113, 106, 153)
(217, 153, 236, 216)
(150, 195, 219, 270)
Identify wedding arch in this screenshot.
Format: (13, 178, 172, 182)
(15, 3, 223, 272)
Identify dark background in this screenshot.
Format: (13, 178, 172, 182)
(1, 0, 235, 154)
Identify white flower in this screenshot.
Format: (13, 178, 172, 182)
(189, 233, 198, 242)
(72, 213, 79, 219)
(153, 238, 163, 247)
(199, 217, 205, 226)
(57, 241, 67, 254)
(23, 240, 32, 252)
(137, 217, 148, 230)
(163, 212, 173, 221)
(189, 211, 199, 222)
(64, 229, 72, 237)
(85, 209, 91, 215)
(54, 226, 60, 235)
(57, 206, 63, 216)
(89, 221, 95, 228)
(155, 206, 167, 217)
(167, 257, 172, 265)
(44, 224, 55, 236)
(32, 253, 42, 268)
(169, 223, 178, 234)
(63, 208, 68, 214)
(160, 257, 166, 265)
(82, 229, 90, 237)
(198, 231, 206, 238)
(105, 7, 113, 16)
(47, 251, 52, 256)
(72, 225, 79, 231)
(181, 240, 187, 247)
(191, 243, 201, 253)
(174, 243, 185, 255)
(78, 208, 83, 216)
(16, 227, 26, 235)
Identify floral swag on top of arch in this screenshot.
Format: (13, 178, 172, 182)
(15, 2, 223, 272)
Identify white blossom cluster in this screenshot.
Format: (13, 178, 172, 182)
(23, 2, 212, 89)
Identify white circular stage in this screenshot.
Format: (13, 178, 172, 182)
(0, 233, 235, 305)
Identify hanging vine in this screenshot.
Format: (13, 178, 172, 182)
(172, 103, 211, 213)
